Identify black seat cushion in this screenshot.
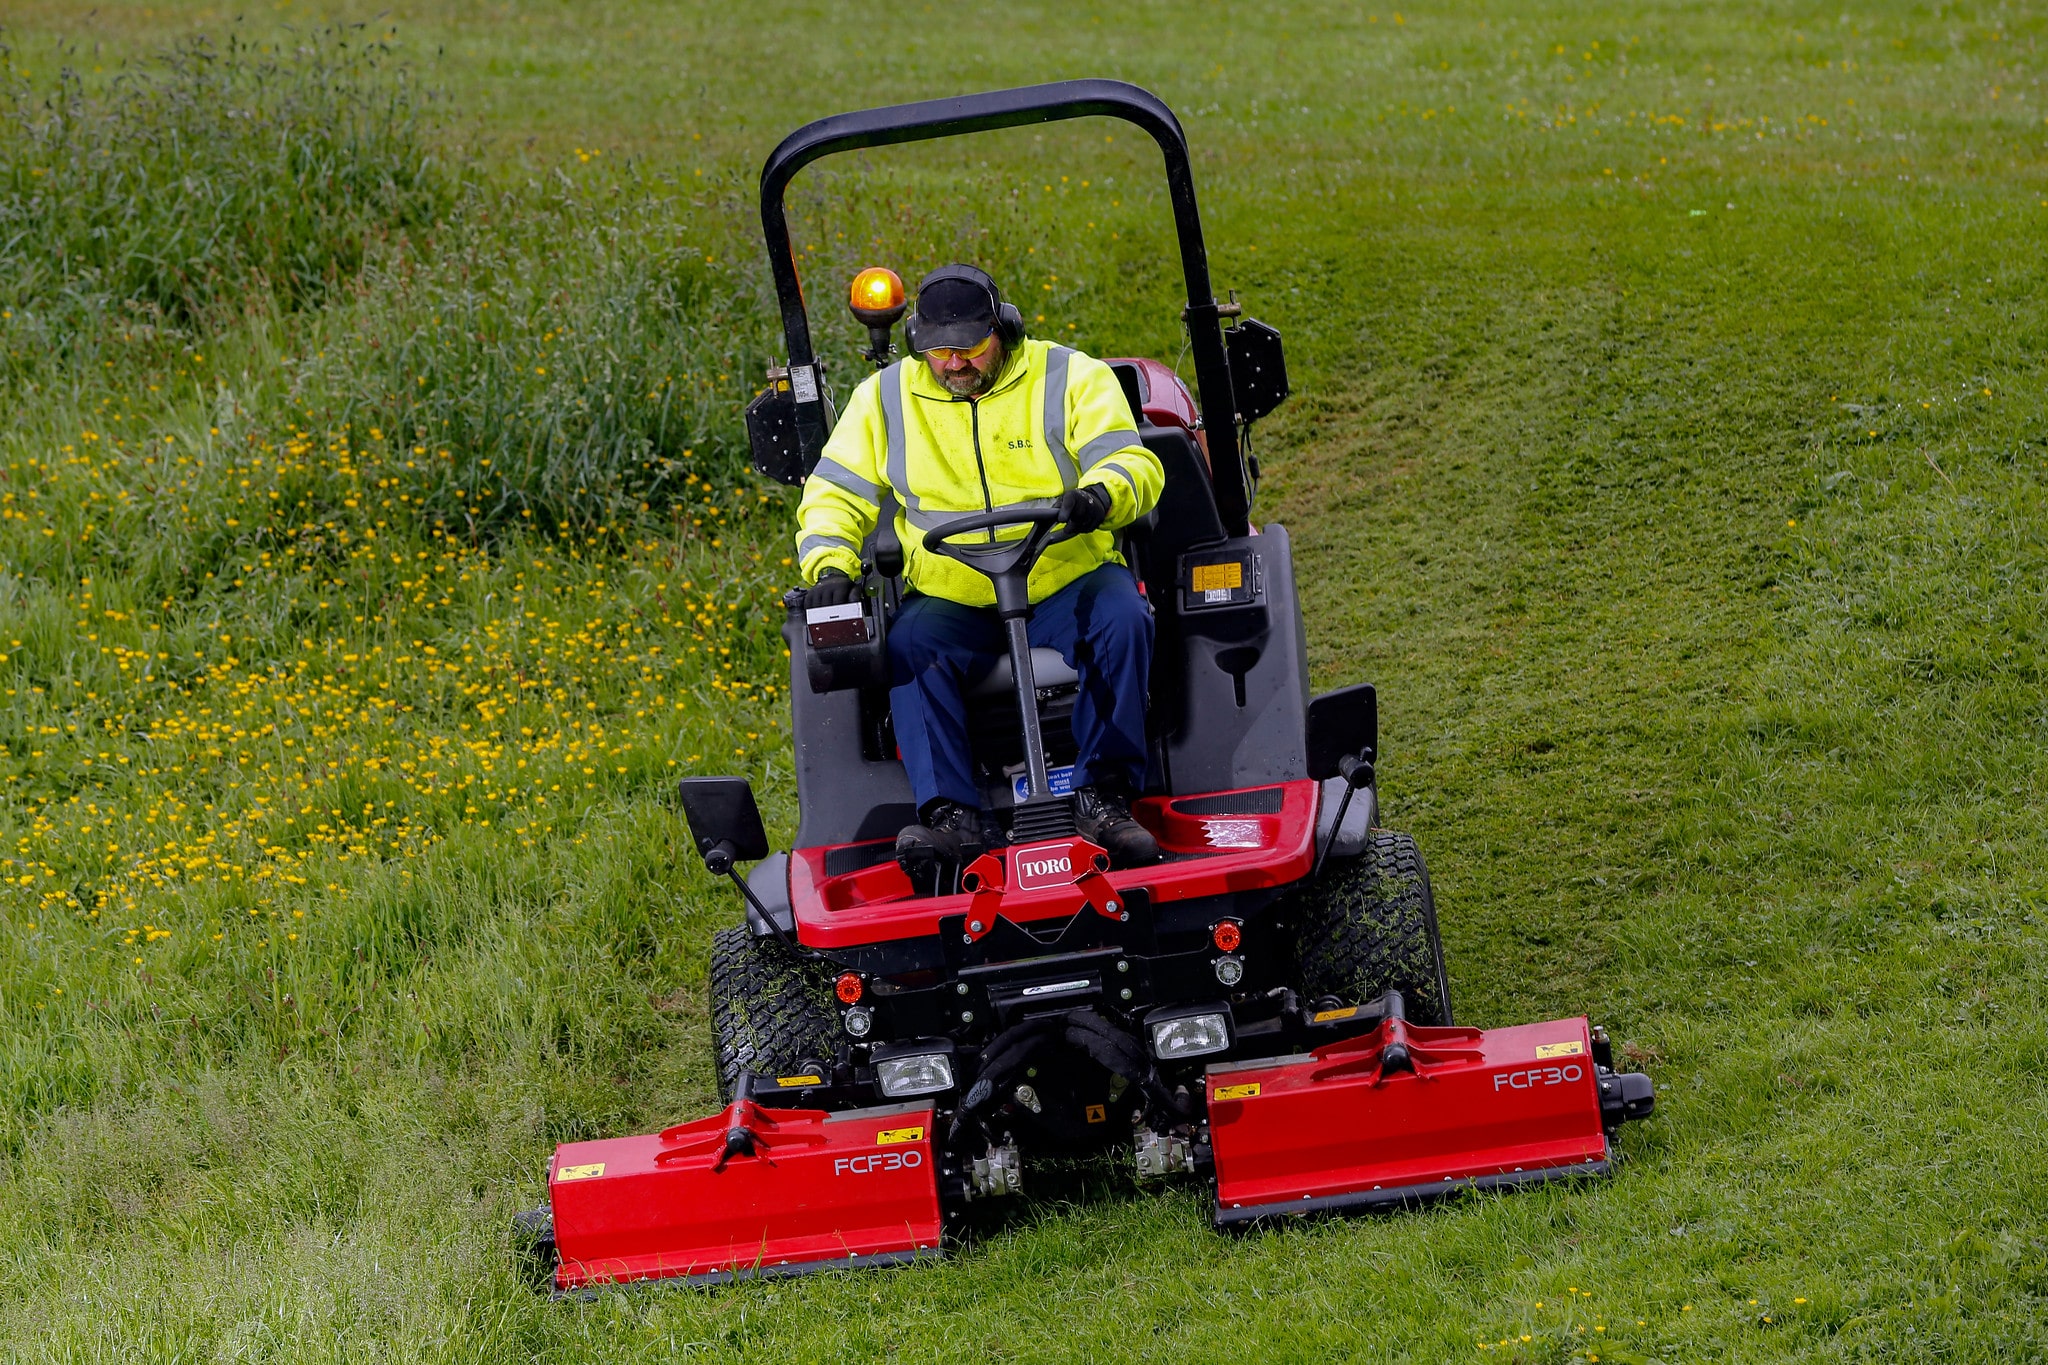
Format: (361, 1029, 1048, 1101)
(968, 646, 1080, 698)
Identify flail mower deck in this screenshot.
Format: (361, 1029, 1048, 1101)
(515, 79, 1654, 1295)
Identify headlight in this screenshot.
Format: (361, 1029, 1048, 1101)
(875, 1052, 955, 1098)
(1149, 1010, 1232, 1060)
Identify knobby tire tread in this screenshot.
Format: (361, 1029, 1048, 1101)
(709, 925, 837, 1103)
(1292, 829, 1454, 1026)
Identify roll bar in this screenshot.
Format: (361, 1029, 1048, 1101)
(758, 78, 1251, 539)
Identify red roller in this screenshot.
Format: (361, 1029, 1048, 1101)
(1208, 1015, 1613, 1227)
(548, 1099, 943, 1290)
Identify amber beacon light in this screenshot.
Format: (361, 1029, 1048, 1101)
(849, 266, 906, 365)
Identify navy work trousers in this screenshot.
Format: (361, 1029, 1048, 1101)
(888, 563, 1152, 812)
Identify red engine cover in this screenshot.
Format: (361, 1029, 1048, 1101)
(1207, 1016, 1611, 1226)
(548, 1100, 943, 1290)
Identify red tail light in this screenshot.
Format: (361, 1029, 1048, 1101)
(835, 972, 865, 1005)
(1212, 921, 1242, 953)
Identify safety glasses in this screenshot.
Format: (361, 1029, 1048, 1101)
(922, 332, 996, 363)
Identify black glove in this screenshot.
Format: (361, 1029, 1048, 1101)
(804, 569, 859, 610)
(1056, 484, 1113, 535)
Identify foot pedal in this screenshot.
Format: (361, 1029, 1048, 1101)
(1008, 796, 1076, 842)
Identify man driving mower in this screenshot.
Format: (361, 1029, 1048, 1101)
(795, 263, 1165, 875)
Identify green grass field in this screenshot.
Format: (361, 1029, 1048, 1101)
(2, 1, 2045, 1359)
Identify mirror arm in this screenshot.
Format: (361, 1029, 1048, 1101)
(1310, 752, 1376, 882)
(705, 839, 800, 953)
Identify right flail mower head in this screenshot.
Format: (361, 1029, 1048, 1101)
(515, 80, 1655, 1296)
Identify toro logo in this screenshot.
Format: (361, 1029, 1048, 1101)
(834, 1149, 926, 1177)
(1012, 842, 1076, 892)
(1493, 1063, 1586, 1093)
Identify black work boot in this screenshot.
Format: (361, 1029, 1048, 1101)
(1074, 784, 1161, 868)
(896, 800, 985, 881)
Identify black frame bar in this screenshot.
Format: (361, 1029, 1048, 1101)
(758, 78, 1251, 539)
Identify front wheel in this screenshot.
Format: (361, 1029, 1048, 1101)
(708, 926, 838, 1102)
(1289, 829, 1453, 1026)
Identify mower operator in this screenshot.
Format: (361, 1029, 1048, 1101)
(795, 264, 1165, 874)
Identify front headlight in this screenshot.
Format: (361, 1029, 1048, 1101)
(875, 1052, 955, 1098)
(1149, 1010, 1232, 1060)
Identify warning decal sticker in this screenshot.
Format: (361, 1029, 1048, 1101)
(1312, 1006, 1360, 1023)
(1192, 561, 1243, 594)
(876, 1126, 925, 1146)
(556, 1162, 605, 1182)
(1535, 1040, 1586, 1060)
(1212, 1082, 1261, 1101)
(775, 1074, 823, 1087)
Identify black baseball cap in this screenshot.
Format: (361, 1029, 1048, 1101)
(913, 266, 999, 350)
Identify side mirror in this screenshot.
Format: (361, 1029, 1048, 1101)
(677, 777, 770, 873)
(1305, 682, 1377, 783)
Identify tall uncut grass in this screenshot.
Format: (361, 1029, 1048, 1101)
(298, 173, 772, 535)
(0, 29, 450, 389)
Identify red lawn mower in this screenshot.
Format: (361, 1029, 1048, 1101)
(516, 79, 1652, 1293)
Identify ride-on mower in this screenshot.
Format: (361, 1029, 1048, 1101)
(517, 79, 1653, 1294)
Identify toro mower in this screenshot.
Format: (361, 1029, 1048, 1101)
(516, 79, 1653, 1294)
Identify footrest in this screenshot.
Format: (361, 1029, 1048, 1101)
(1008, 795, 1076, 841)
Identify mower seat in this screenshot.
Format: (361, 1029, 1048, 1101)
(969, 647, 1079, 699)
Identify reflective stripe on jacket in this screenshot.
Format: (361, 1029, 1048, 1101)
(794, 339, 1165, 608)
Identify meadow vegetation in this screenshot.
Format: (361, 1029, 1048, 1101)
(0, 2, 2044, 1360)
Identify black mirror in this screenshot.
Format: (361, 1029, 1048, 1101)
(746, 383, 806, 485)
(677, 777, 770, 871)
(1305, 682, 1377, 782)
(1225, 318, 1289, 424)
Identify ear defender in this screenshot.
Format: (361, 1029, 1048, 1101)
(996, 301, 1026, 346)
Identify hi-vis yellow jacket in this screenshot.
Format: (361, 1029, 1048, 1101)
(795, 339, 1165, 608)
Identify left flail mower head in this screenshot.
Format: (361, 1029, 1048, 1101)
(515, 80, 1655, 1296)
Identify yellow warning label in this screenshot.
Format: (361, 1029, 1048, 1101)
(1084, 1104, 1107, 1124)
(1312, 1006, 1360, 1023)
(556, 1162, 605, 1182)
(876, 1126, 925, 1146)
(1192, 561, 1244, 594)
(1212, 1082, 1261, 1101)
(1535, 1040, 1586, 1060)
(775, 1074, 823, 1088)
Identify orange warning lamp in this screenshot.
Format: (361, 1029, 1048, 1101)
(849, 266, 905, 323)
(849, 266, 906, 366)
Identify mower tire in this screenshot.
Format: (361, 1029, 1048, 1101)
(708, 926, 838, 1102)
(1291, 829, 1454, 1026)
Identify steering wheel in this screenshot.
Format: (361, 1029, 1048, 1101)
(920, 507, 1080, 617)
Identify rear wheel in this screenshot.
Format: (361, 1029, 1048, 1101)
(1290, 829, 1453, 1026)
(708, 926, 838, 1102)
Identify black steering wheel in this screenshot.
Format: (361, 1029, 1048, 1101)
(920, 507, 1079, 617)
